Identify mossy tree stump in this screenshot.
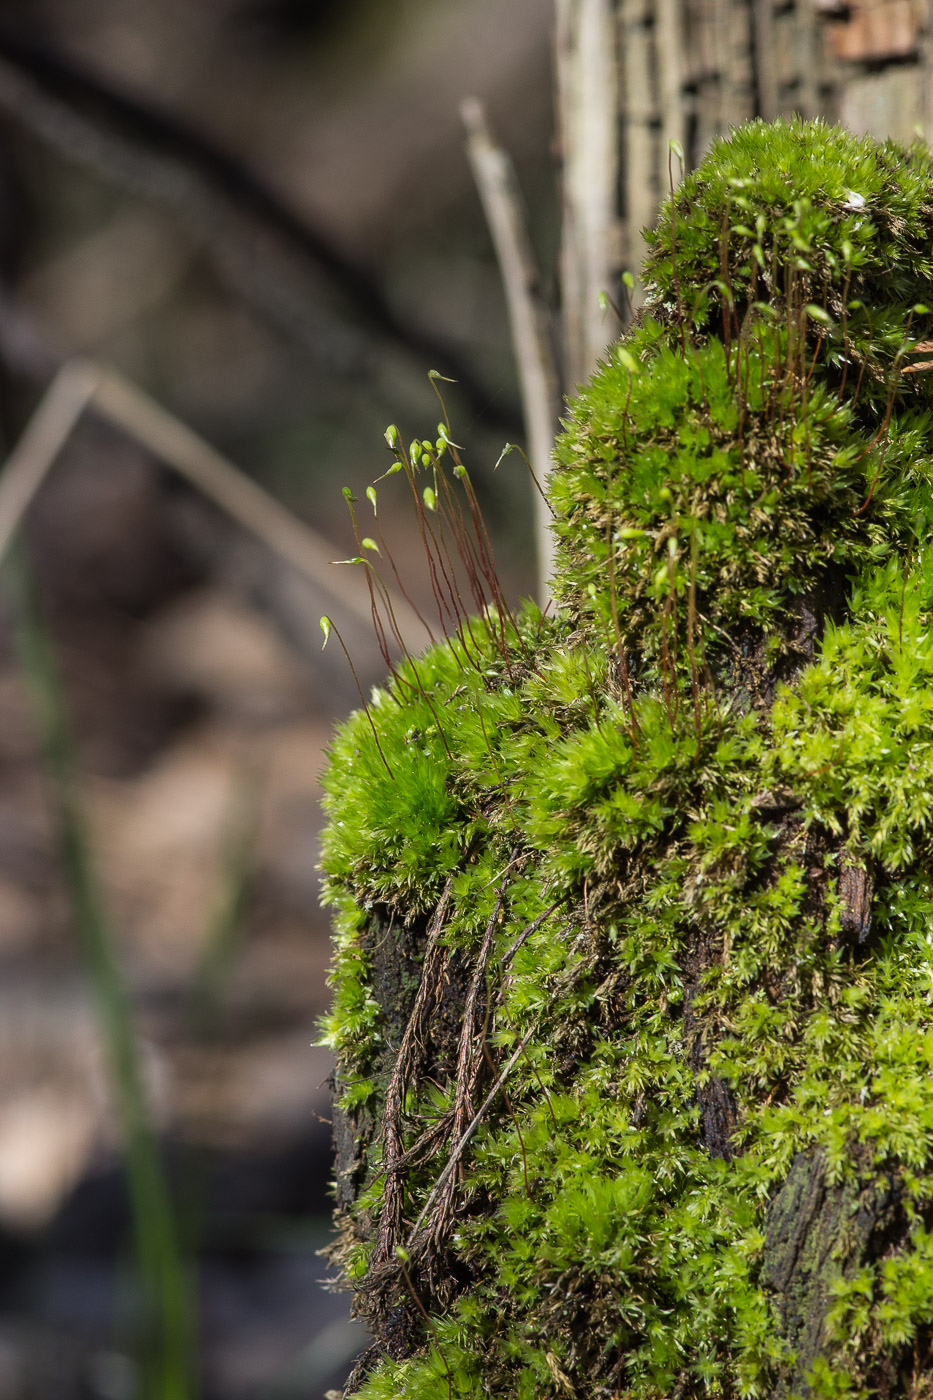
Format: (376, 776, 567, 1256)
(321, 120, 933, 1399)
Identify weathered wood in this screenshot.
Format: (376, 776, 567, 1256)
(655, 0, 687, 157)
(556, 0, 622, 388)
(722, 0, 756, 129)
(763, 1149, 907, 1399)
(753, 0, 780, 120)
(619, 0, 657, 300)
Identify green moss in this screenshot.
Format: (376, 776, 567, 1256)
(320, 119, 933, 1399)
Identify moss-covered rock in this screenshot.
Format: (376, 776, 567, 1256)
(320, 119, 933, 1399)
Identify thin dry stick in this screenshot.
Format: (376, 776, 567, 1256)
(461, 97, 561, 605)
(555, 0, 621, 385)
(448, 870, 513, 1144)
(0, 357, 424, 642)
(0, 359, 101, 560)
(499, 901, 567, 969)
(403, 1023, 538, 1253)
(375, 880, 454, 1266)
(423, 865, 518, 1246)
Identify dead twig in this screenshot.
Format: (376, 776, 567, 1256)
(499, 900, 568, 969)
(375, 880, 454, 1268)
(421, 860, 515, 1249)
(403, 1021, 538, 1255)
(372, 860, 517, 1279)
(449, 866, 513, 1142)
(461, 97, 561, 604)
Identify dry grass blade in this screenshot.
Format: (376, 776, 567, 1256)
(0, 356, 423, 643)
(0, 359, 101, 562)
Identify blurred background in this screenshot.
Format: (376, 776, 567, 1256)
(0, 2, 551, 1397)
(0, 0, 926, 1397)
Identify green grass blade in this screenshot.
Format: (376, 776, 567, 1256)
(191, 765, 262, 1031)
(7, 554, 195, 1400)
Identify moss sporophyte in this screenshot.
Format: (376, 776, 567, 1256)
(319, 120, 933, 1399)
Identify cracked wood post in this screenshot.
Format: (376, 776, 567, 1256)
(555, 0, 622, 388)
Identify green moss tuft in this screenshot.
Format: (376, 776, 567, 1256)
(320, 119, 933, 1399)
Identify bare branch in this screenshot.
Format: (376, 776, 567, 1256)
(461, 97, 561, 603)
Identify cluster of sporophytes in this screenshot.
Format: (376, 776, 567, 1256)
(319, 119, 933, 1398)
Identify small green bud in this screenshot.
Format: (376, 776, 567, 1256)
(319, 616, 331, 648)
(366, 486, 378, 515)
(423, 486, 436, 511)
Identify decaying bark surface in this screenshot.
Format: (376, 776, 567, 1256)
(763, 1149, 909, 1399)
